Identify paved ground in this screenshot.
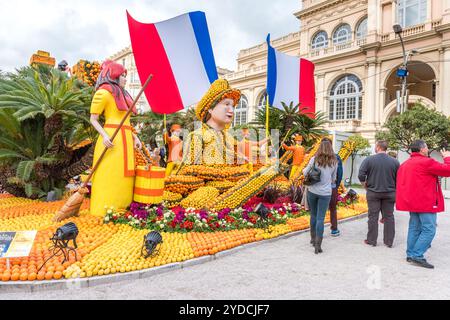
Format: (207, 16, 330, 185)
(1, 201, 450, 300)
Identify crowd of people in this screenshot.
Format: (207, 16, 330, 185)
(303, 138, 450, 269)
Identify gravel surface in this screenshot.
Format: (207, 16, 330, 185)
(1, 201, 450, 300)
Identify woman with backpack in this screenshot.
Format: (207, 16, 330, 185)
(303, 138, 338, 254)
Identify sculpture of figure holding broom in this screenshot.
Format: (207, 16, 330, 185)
(88, 60, 143, 217)
(53, 61, 153, 221)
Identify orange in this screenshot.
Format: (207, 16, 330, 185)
(55, 265, 65, 272)
(1, 273, 10, 281)
(28, 272, 37, 281)
(53, 271, 62, 280)
(19, 273, 28, 281)
(46, 265, 55, 272)
(36, 272, 45, 281)
(11, 273, 20, 281)
(44, 271, 53, 280)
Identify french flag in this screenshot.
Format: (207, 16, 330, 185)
(127, 11, 218, 114)
(266, 34, 316, 117)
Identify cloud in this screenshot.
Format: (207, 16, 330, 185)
(0, 0, 301, 72)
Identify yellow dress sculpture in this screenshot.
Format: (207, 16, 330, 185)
(89, 60, 140, 217)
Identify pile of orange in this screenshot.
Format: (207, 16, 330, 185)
(0, 193, 367, 282)
(180, 165, 249, 182)
(286, 216, 310, 231)
(187, 229, 257, 257)
(164, 175, 205, 195)
(0, 212, 118, 282)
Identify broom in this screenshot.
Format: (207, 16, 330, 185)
(53, 74, 153, 222)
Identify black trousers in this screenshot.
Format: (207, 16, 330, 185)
(328, 187, 338, 231)
(366, 190, 396, 246)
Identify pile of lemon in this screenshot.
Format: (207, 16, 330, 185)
(255, 224, 292, 240)
(64, 225, 195, 279)
(180, 186, 219, 209)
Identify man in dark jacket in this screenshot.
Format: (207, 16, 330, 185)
(358, 140, 400, 248)
(396, 140, 450, 269)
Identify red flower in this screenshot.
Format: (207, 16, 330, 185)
(225, 216, 235, 223)
(170, 220, 177, 228)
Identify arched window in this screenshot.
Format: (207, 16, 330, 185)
(252, 90, 266, 120)
(356, 17, 368, 39)
(234, 95, 248, 127)
(397, 0, 427, 27)
(329, 75, 363, 121)
(333, 24, 352, 45)
(257, 90, 267, 107)
(311, 31, 329, 50)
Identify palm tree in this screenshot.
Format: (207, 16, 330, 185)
(0, 67, 94, 199)
(0, 109, 60, 198)
(0, 68, 90, 137)
(250, 101, 328, 148)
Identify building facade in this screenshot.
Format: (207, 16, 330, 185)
(225, 0, 450, 141)
(110, 0, 450, 141)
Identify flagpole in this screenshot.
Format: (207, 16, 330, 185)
(163, 114, 167, 144)
(265, 93, 270, 164)
(163, 113, 168, 163)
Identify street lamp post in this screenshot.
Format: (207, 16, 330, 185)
(393, 24, 408, 114)
(393, 24, 419, 114)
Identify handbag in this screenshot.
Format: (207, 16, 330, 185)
(303, 160, 321, 186)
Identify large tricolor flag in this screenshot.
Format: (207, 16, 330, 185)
(127, 11, 218, 114)
(266, 34, 316, 117)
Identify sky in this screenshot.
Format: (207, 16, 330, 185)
(0, 0, 302, 72)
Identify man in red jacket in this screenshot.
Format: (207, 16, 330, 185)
(396, 140, 450, 269)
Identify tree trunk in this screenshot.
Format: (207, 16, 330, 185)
(349, 154, 355, 184)
(0, 165, 26, 197)
(44, 113, 63, 139)
(60, 145, 95, 180)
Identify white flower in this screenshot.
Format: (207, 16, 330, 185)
(164, 212, 171, 218)
(247, 222, 253, 226)
(202, 218, 207, 223)
(107, 209, 112, 214)
(104, 216, 110, 222)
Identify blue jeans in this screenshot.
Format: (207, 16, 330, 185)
(307, 191, 331, 238)
(406, 213, 437, 259)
